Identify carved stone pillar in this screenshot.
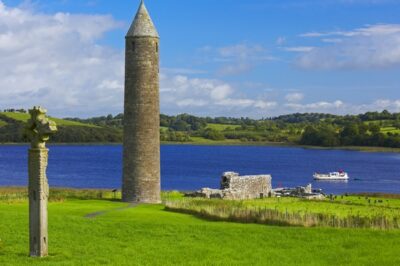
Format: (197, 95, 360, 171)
(29, 148, 49, 257)
(26, 106, 57, 257)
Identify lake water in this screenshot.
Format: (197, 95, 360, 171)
(0, 145, 399, 194)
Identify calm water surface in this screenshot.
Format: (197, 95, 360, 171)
(0, 145, 399, 194)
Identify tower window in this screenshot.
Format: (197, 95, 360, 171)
(132, 41, 135, 52)
(156, 42, 158, 53)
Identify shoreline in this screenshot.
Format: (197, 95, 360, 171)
(1, 141, 399, 153)
(1, 187, 400, 197)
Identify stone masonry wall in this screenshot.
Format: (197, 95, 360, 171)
(122, 35, 161, 203)
(221, 172, 272, 200)
(191, 172, 272, 200)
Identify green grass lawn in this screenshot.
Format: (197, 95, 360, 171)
(0, 197, 399, 265)
(206, 123, 240, 131)
(0, 112, 99, 128)
(160, 126, 169, 132)
(189, 136, 242, 145)
(381, 126, 400, 134)
(0, 120, 7, 128)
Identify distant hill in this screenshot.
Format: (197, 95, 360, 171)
(1, 110, 399, 148)
(1, 112, 99, 128)
(0, 112, 122, 143)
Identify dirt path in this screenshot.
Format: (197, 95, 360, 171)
(85, 203, 138, 218)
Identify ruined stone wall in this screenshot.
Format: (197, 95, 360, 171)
(223, 174, 272, 200)
(221, 172, 272, 200)
(191, 172, 272, 200)
(122, 35, 161, 203)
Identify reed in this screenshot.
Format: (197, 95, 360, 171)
(164, 197, 400, 230)
(0, 187, 121, 202)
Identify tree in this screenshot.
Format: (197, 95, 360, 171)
(369, 124, 381, 134)
(340, 124, 360, 145)
(203, 129, 225, 141)
(171, 120, 190, 131)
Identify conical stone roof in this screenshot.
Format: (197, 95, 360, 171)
(127, 1, 159, 38)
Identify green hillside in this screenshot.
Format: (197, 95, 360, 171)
(0, 112, 122, 144)
(1, 112, 98, 128)
(206, 123, 241, 131)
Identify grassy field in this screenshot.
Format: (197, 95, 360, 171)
(365, 121, 400, 134)
(165, 194, 400, 229)
(301, 145, 400, 153)
(0, 189, 400, 265)
(160, 126, 169, 132)
(206, 123, 240, 131)
(0, 120, 6, 128)
(0, 112, 99, 128)
(381, 126, 400, 134)
(168, 194, 400, 218)
(189, 136, 243, 145)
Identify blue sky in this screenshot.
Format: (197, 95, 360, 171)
(0, 0, 399, 118)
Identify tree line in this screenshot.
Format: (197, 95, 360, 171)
(1, 110, 400, 148)
(300, 123, 400, 148)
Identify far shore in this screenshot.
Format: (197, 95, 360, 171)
(1, 141, 400, 153)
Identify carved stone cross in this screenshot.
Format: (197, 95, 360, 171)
(26, 106, 57, 257)
(26, 107, 58, 149)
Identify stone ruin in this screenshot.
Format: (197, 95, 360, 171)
(273, 184, 325, 200)
(189, 172, 272, 200)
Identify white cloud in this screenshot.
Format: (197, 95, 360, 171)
(276, 37, 286, 45)
(297, 24, 400, 69)
(254, 100, 278, 109)
(210, 84, 233, 100)
(283, 99, 400, 114)
(160, 73, 277, 117)
(285, 100, 344, 112)
(176, 99, 208, 107)
(217, 63, 252, 76)
(283, 46, 314, 52)
(367, 99, 400, 112)
(321, 38, 343, 43)
(218, 44, 265, 60)
(216, 98, 277, 109)
(0, 2, 396, 119)
(0, 1, 124, 117)
(285, 93, 304, 102)
(199, 43, 276, 76)
(162, 68, 207, 75)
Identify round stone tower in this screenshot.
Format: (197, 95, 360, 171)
(122, 0, 161, 203)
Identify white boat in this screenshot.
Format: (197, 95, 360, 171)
(313, 171, 349, 180)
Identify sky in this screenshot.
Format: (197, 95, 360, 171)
(0, 0, 399, 118)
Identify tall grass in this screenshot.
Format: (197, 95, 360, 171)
(165, 198, 400, 230)
(353, 193, 400, 199)
(0, 187, 121, 203)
